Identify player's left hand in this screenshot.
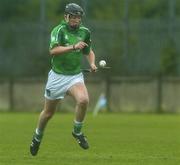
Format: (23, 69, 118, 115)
(90, 63, 98, 72)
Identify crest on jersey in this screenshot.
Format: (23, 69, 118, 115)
(64, 34, 69, 40)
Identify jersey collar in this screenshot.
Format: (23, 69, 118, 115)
(61, 20, 81, 32)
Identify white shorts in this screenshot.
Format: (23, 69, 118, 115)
(44, 70, 84, 100)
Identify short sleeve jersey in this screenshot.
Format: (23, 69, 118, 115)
(49, 21, 91, 75)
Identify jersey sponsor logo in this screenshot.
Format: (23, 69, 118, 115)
(75, 49, 81, 52)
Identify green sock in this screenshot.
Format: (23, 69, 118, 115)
(73, 120, 83, 135)
(35, 128, 43, 141)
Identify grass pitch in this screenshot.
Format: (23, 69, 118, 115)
(0, 112, 180, 165)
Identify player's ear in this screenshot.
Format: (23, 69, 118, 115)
(64, 14, 69, 22)
(64, 15, 67, 22)
(64, 15, 67, 20)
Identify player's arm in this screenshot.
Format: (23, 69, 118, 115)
(49, 41, 88, 55)
(86, 49, 97, 72)
(49, 45, 74, 55)
(82, 29, 97, 71)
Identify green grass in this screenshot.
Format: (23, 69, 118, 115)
(0, 112, 180, 165)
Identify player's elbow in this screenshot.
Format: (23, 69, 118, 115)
(49, 49, 55, 55)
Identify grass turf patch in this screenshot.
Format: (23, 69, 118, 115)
(0, 113, 180, 165)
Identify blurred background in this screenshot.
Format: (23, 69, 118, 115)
(0, 0, 180, 113)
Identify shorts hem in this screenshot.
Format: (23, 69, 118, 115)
(44, 95, 64, 100)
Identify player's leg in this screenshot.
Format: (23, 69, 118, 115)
(36, 98, 60, 135)
(67, 82, 89, 149)
(30, 98, 60, 156)
(68, 82, 89, 131)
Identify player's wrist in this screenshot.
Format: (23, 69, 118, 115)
(73, 45, 76, 50)
(90, 63, 95, 67)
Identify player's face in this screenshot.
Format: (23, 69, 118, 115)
(65, 14, 82, 28)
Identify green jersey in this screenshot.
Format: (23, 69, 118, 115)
(49, 21, 91, 75)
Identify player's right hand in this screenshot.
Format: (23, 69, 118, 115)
(90, 63, 98, 72)
(74, 41, 88, 50)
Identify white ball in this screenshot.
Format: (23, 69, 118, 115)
(99, 60, 106, 67)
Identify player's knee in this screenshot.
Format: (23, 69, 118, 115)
(77, 97, 89, 107)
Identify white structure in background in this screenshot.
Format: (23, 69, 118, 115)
(93, 93, 107, 116)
